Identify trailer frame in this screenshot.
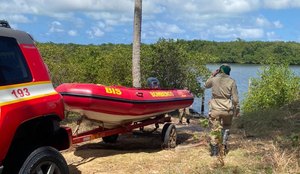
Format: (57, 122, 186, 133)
(70, 114, 177, 148)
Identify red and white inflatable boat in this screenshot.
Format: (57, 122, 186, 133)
(56, 83, 193, 128)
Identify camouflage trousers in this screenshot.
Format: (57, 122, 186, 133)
(178, 108, 190, 122)
(209, 110, 233, 146)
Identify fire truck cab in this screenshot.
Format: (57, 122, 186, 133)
(0, 20, 71, 174)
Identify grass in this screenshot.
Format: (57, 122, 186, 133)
(232, 100, 300, 174)
(61, 101, 300, 174)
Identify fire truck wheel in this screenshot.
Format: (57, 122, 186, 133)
(102, 134, 119, 143)
(162, 123, 177, 148)
(19, 146, 69, 174)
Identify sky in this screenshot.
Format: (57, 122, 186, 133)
(1, 0, 300, 45)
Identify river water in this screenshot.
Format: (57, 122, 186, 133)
(191, 64, 300, 115)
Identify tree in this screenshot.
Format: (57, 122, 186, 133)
(132, 0, 142, 87)
(142, 39, 210, 96)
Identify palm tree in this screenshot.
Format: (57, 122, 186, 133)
(132, 0, 142, 88)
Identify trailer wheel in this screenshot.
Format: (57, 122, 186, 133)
(19, 146, 69, 174)
(102, 134, 119, 143)
(162, 123, 177, 148)
(161, 123, 170, 141)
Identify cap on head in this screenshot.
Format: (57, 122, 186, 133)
(219, 64, 231, 75)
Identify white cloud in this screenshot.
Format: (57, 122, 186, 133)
(1, 0, 299, 43)
(209, 24, 264, 40)
(49, 21, 64, 33)
(141, 21, 186, 41)
(266, 31, 275, 37)
(209, 25, 237, 39)
(263, 0, 300, 9)
(84, 12, 132, 32)
(154, 0, 260, 16)
(255, 17, 283, 29)
(0, 0, 261, 23)
(266, 31, 280, 41)
(143, 0, 166, 14)
(256, 17, 271, 27)
(213, 25, 235, 35)
(85, 12, 121, 21)
(152, 22, 184, 34)
(87, 27, 104, 38)
(0, 14, 30, 29)
(96, 22, 106, 29)
(221, 0, 260, 13)
(0, 14, 31, 24)
(143, 21, 185, 39)
(273, 21, 283, 28)
(68, 30, 77, 36)
(239, 28, 264, 39)
(0, 0, 133, 14)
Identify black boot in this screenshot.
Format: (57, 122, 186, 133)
(224, 145, 229, 155)
(210, 144, 219, 156)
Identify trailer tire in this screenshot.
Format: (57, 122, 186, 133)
(102, 134, 119, 143)
(161, 123, 170, 141)
(19, 146, 69, 174)
(162, 123, 177, 148)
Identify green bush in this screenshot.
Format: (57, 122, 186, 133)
(243, 64, 300, 113)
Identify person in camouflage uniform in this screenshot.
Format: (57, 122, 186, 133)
(205, 64, 240, 156)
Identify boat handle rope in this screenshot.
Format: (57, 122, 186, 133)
(136, 92, 143, 97)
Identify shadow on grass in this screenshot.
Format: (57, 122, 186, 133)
(68, 164, 82, 174)
(69, 131, 163, 171)
(68, 121, 202, 170)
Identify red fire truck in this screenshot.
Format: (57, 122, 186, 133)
(0, 20, 72, 173)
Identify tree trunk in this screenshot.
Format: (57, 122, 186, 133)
(132, 0, 142, 88)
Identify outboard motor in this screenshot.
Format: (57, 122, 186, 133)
(0, 20, 11, 28)
(147, 77, 160, 89)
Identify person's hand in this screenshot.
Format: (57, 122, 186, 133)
(212, 69, 220, 77)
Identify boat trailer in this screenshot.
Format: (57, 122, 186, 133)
(68, 114, 178, 148)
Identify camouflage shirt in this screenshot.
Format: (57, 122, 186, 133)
(205, 73, 240, 112)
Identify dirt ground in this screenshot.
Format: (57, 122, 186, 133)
(61, 117, 207, 174)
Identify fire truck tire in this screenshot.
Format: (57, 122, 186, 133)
(102, 134, 119, 143)
(162, 123, 177, 148)
(19, 146, 69, 174)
